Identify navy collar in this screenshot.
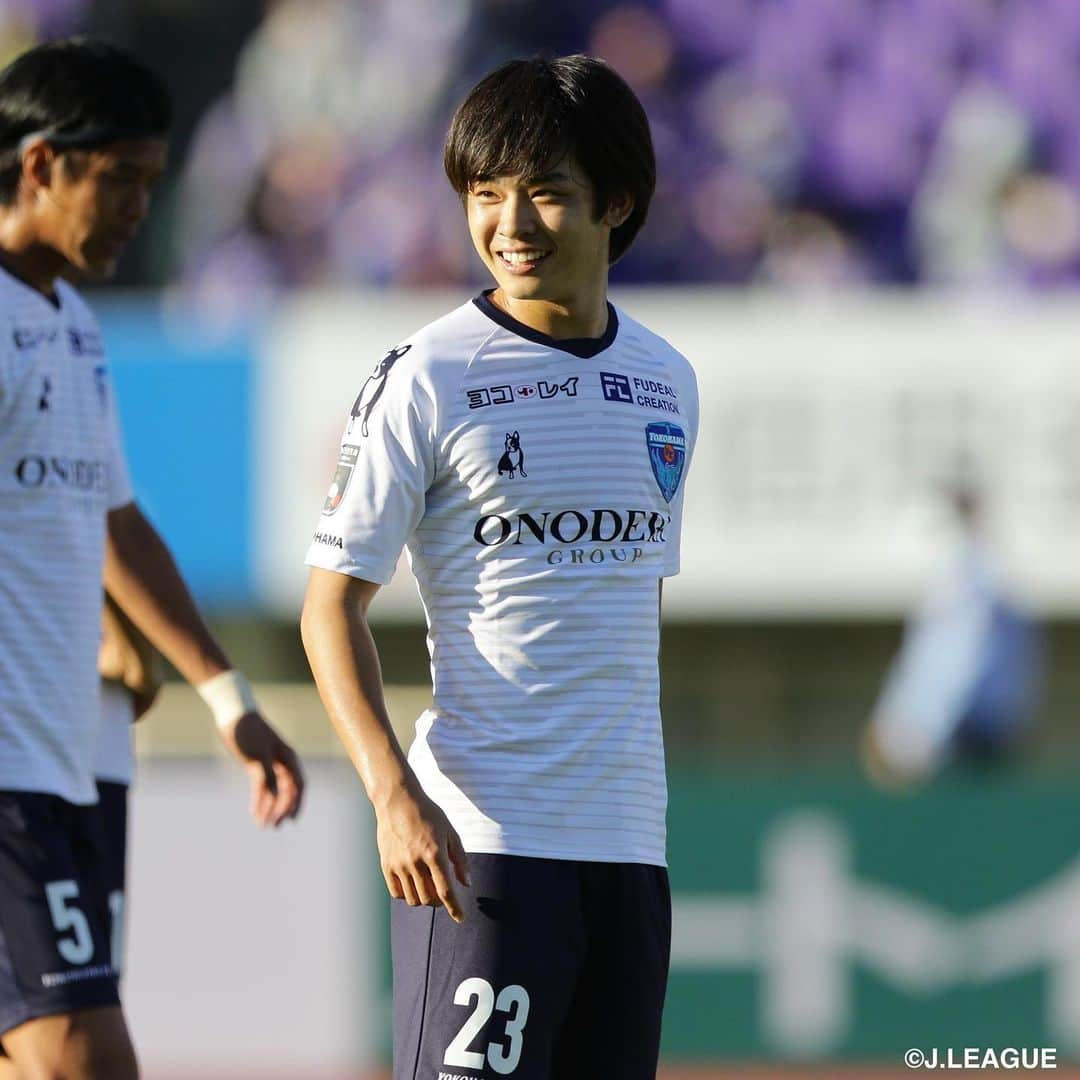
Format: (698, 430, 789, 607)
(473, 291, 618, 358)
(0, 260, 61, 310)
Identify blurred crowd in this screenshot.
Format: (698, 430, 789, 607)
(7, 0, 1080, 299)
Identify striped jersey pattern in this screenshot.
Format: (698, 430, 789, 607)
(306, 295, 698, 866)
(0, 270, 132, 803)
(96, 681, 135, 785)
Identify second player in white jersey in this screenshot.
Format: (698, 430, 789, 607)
(306, 293, 697, 865)
(0, 272, 131, 802)
(0, 40, 304, 1077)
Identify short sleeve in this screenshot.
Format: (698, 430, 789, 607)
(105, 369, 133, 510)
(663, 356, 699, 578)
(305, 344, 436, 584)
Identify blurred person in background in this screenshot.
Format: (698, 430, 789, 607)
(862, 467, 1043, 787)
(174, 0, 474, 316)
(165, 0, 1080, 294)
(302, 55, 697, 1079)
(0, 39, 303, 1078)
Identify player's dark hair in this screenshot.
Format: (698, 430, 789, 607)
(444, 55, 656, 264)
(0, 38, 171, 204)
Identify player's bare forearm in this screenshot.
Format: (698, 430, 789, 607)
(301, 567, 469, 918)
(300, 568, 412, 803)
(107, 502, 304, 825)
(104, 501, 230, 685)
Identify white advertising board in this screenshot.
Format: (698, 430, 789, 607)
(257, 289, 1080, 617)
(125, 760, 379, 1075)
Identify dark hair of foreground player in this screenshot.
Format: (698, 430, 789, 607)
(0, 37, 171, 203)
(443, 54, 656, 264)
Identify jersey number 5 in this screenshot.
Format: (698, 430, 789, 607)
(45, 879, 94, 965)
(444, 977, 530, 1075)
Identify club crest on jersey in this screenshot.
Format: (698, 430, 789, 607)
(323, 444, 360, 514)
(497, 431, 527, 478)
(347, 344, 411, 437)
(646, 422, 686, 502)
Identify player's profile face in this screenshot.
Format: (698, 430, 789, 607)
(465, 155, 630, 308)
(42, 138, 167, 278)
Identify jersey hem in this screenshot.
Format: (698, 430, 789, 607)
(93, 772, 133, 788)
(459, 840, 667, 869)
(0, 779, 99, 805)
(303, 556, 394, 586)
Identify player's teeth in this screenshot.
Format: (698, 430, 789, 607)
(501, 252, 545, 263)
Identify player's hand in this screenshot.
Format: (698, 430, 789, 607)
(375, 782, 470, 924)
(218, 711, 305, 827)
(130, 682, 162, 721)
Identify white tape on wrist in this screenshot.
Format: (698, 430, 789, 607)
(196, 670, 258, 730)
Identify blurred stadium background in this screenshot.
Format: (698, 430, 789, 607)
(10, 0, 1080, 1075)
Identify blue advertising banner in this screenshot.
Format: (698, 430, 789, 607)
(96, 300, 255, 608)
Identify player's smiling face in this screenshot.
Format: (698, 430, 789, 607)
(466, 155, 632, 310)
(39, 138, 167, 278)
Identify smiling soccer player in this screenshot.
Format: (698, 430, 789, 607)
(302, 55, 698, 1078)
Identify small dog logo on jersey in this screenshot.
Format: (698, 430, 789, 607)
(646, 422, 686, 502)
(498, 431, 527, 478)
(323, 444, 360, 514)
(347, 344, 411, 437)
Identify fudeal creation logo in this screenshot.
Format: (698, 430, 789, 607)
(601, 371, 681, 414)
(600, 371, 634, 403)
(323, 444, 359, 514)
(646, 422, 687, 502)
(67, 328, 104, 357)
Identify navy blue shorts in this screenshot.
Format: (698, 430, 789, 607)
(0, 788, 122, 1039)
(95, 781, 129, 975)
(391, 854, 671, 1080)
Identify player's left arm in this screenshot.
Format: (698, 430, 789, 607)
(105, 499, 304, 826)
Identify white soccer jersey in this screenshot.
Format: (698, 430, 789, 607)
(95, 681, 135, 786)
(307, 294, 698, 866)
(0, 269, 132, 804)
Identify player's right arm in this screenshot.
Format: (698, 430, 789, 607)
(301, 567, 470, 923)
(106, 502, 304, 826)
